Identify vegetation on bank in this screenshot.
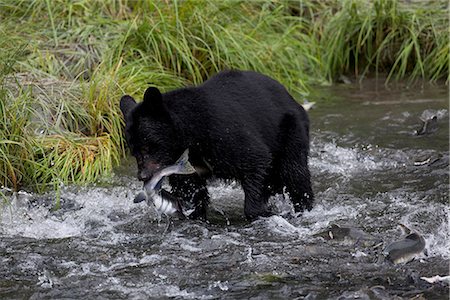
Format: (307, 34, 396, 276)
(0, 0, 448, 195)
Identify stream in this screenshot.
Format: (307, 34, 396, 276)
(1, 79, 449, 299)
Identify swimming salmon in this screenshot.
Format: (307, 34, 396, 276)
(383, 225, 427, 264)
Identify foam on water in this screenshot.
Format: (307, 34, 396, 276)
(98, 278, 205, 300)
(252, 215, 309, 237)
(404, 205, 450, 259)
(426, 215, 450, 259)
(380, 190, 450, 258)
(162, 235, 203, 252)
(1, 172, 447, 263)
(0, 198, 82, 238)
(301, 202, 359, 230)
(310, 141, 397, 176)
(210, 233, 245, 246)
(0, 182, 143, 240)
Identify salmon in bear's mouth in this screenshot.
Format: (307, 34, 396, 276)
(133, 149, 195, 218)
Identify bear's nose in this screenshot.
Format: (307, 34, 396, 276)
(137, 170, 151, 182)
(137, 163, 161, 181)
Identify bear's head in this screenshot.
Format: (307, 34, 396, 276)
(120, 87, 181, 182)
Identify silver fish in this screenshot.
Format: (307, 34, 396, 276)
(314, 224, 368, 241)
(301, 99, 316, 111)
(313, 224, 378, 247)
(152, 190, 186, 219)
(134, 149, 196, 218)
(383, 229, 426, 264)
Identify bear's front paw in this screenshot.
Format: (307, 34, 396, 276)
(188, 206, 208, 221)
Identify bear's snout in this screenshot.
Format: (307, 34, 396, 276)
(137, 162, 161, 181)
(137, 169, 151, 182)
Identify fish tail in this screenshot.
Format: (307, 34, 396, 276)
(398, 223, 412, 235)
(175, 149, 196, 174)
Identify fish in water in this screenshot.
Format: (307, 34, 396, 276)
(413, 153, 442, 166)
(134, 149, 196, 218)
(415, 109, 439, 135)
(313, 224, 378, 247)
(314, 224, 364, 241)
(383, 225, 427, 264)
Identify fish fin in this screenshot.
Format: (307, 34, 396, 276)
(175, 149, 196, 174)
(134, 191, 147, 203)
(398, 223, 412, 235)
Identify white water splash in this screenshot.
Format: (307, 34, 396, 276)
(208, 280, 229, 291)
(424, 213, 450, 259)
(302, 202, 359, 231)
(383, 192, 450, 259)
(253, 215, 309, 237)
(0, 183, 143, 240)
(100, 278, 207, 300)
(310, 141, 398, 176)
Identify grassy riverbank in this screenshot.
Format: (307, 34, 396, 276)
(0, 0, 448, 195)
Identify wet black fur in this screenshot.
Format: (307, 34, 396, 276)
(120, 70, 314, 220)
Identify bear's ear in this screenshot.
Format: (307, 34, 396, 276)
(143, 87, 165, 113)
(120, 95, 137, 117)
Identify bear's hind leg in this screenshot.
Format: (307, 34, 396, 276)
(280, 151, 314, 212)
(240, 154, 273, 220)
(277, 113, 313, 213)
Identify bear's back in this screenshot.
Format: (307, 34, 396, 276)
(201, 70, 300, 109)
(162, 70, 307, 152)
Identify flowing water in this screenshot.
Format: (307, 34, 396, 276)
(1, 79, 449, 299)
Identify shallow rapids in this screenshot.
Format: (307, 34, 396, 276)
(1, 79, 448, 299)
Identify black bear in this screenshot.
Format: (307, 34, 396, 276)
(120, 70, 313, 220)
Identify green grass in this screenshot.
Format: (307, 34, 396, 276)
(0, 0, 448, 198)
(316, 0, 449, 81)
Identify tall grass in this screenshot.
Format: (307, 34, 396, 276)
(316, 0, 449, 81)
(0, 0, 448, 198)
(124, 1, 324, 93)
